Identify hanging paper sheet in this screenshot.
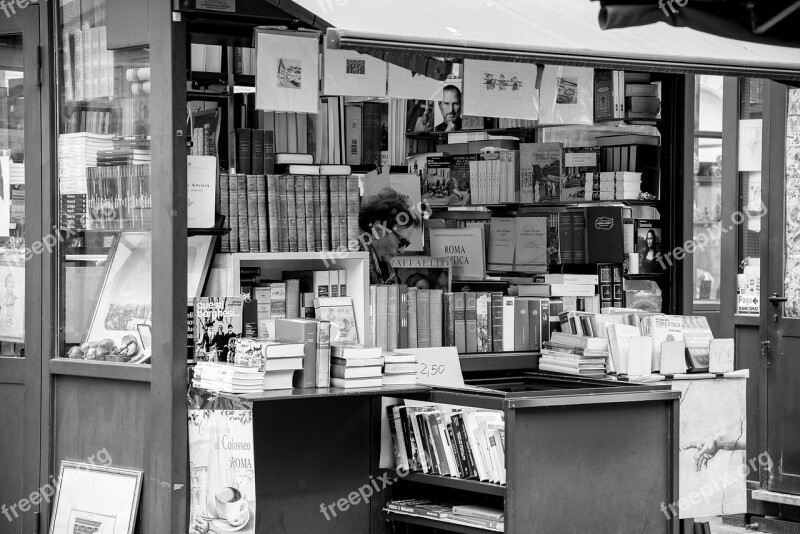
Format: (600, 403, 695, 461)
(387, 64, 441, 100)
(255, 30, 319, 114)
(539, 65, 594, 125)
(463, 59, 539, 120)
(323, 48, 387, 97)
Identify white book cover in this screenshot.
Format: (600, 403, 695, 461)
(538, 65, 594, 125)
(255, 30, 319, 113)
(387, 64, 441, 100)
(187, 155, 217, 228)
(606, 323, 639, 375)
(502, 297, 515, 351)
(650, 315, 684, 372)
(463, 59, 539, 120)
(429, 226, 485, 280)
(628, 336, 653, 376)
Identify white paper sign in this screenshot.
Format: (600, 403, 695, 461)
(387, 64, 441, 100)
(738, 119, 762, 172)
(255, 31, 319, 113)
(323, 48, 387, 97)
(402, 346, 465, 388)
(463, 59, 539, 120)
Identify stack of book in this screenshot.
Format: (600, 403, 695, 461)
(615, 171, 642, 200)
(58, 132, 114, 189)
(387, 402, 506, 484)
(85, 163, 151, 229)
(192, 362, 263, 394)
(96, 135, 151, 166)
(584, 171, 615, 201)
(232, 337, 306, 390)
(330, 342, 384, 388)
(382, 351, 417, 386)
(450, 505, 505, 532)
(384, 501, 504, 532)
(538, 332, 608, 377)
(274, 318, 332, 388)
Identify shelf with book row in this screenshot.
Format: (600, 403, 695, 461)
(383, 511, 499, 534)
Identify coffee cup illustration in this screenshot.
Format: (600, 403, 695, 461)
(215, 486, 248, 525)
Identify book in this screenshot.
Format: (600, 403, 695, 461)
(274, 318, 319, 388)
(314, 297, 358, 343)
(585, 206, 624, 264)
(451, 505, 504, 522)
(519, 142, 563, 203)
(194, 297, 258, 363)
(330, 377, 383, 389)
(465, 292, 478, 353)
(561, 148, 599, 201)
(331, 364, 382, 379)
(389, 256, 452, 291)
(387, 285, 399, 350)
(331, 342, 383, 360)
(429, 226, 486, 280)
(186, 155, 217, 228)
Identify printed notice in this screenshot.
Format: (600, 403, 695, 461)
(197, 0, 235, 12)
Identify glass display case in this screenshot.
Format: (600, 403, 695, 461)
(55, 0, 152, 363)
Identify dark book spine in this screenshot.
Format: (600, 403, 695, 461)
(338, 176, 349, 250)
(286, 175, 298, 252)
(278, 176, 290, 252)
(465, 292, 478, 353)
(572, 211, 586, 264)
(251, 129, 265, 175)
(256, 176, 268, 252)
(302, 176, 316, 252)
(294, 176, 308, 253)
(491, 292, 503, 352)
(454, 413, 478, 478)
(454, 292, 466, 354)
(313, 176, 322, 252)
(598, 263, 613, 307)
(263, 129, 275, 174)
(329, 176, 340, 251)
(235, 128, 252, 174)
(560, 211, 573, 263)
(346, 175, 360, 250)
(443, 292, 455, 348)
(445, 424, 462, 477)
(227, 174, 240, 252)
(266, 175, 280, 252)
(319, 176, 331, 252)
(450, 414, 470, 479)
(612, 264, 623, 306)
(399, 408, 421, 471)
(236, 174, 250, 252)
(246, 175, 260, 252)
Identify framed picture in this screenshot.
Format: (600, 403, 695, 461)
(49, 461, 143, 534)
(187, 235, 216, 303)
(0, 252, 24, 342)
(86, 231, 151, 355)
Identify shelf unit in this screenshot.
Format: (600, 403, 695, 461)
(205, 251, 371, 342)
(376, 376, 680, 533)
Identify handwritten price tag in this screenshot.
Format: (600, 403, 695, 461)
(402, 347, 464, 388)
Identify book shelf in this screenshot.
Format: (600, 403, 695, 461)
(206, 251, 371, 342)
(384, 511, 497, 534)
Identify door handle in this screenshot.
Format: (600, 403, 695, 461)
(769, 293, 788, 304)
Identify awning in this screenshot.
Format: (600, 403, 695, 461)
(282, 0, 800, 80)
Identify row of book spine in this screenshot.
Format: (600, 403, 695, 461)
(386, 403, 506, 484)
(62, 25, 115, 102)
(219, 174, 361, 253)
(369, 286, 554, 354)
(85, 163, 151, 229)
(233, 128, 275, 175)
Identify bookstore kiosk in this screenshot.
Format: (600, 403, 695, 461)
(3, 1, 800, 534)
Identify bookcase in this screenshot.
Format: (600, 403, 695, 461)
(206, 251, 371, 341)
(238, 374, 680, 534)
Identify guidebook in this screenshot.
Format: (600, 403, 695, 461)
(193, 297, 258, 362)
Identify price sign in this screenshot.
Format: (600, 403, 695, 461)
(402, 347, 464, 388)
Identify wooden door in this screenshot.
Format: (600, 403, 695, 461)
(0, 5, 43, 533)
(762, 81, 800, 495)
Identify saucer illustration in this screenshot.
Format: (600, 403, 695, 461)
(204, 500, 250, 532)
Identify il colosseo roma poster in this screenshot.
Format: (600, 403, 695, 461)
(188, 389, 256, 534)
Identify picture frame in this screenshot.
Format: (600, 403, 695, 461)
(0, 251, 24, 342)
(86, 231, 151, 355)
(49, 461, 143, 534)
(187, 234, 216, 303)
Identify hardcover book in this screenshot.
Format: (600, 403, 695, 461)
(561, 147, 599, 201)
(193, 296, 258, 363)
(585, 206, 624, 264)
(313, 297, 359, 343)
(449, 154, 476, 206)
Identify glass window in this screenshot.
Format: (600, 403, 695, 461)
(56, 0, 152, 363)
(0, 36, 25, 357)
(736, 79, 764, 316)
(692, 75, 723, 307)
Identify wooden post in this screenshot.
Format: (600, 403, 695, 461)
(147, 2, 188, 532)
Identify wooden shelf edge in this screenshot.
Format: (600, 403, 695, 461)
(382, 469, 507, 496)
(221, 251, 369, 260)
(49, 358, 152, 383)
(384, 511, 503, 533)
